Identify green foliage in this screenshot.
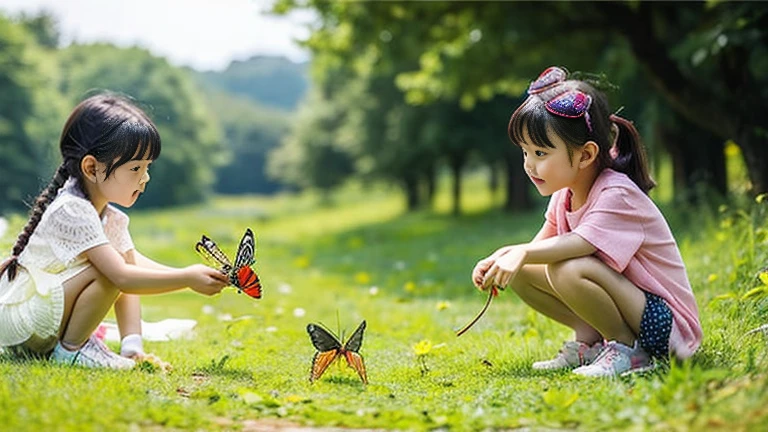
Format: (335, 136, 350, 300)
(197, 55, 308, 110)
(16, 11, 60, 49)
(2, 177, 768, 429)
(0, 15, 67, 214)
(201, 89, 292, 194)
(267, 89, 355, 193)
(56, 43, 226, 208)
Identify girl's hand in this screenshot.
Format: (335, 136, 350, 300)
(472, 246, 514, 289)
(472, 258, 494, 289)
(482, 247, 527, 290)
(185, 264, 228, 296)
(130, 352, 172, 373)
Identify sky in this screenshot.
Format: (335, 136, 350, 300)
(0, 0, 313, 71)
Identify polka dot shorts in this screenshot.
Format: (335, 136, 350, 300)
(638, 291, 673, 359)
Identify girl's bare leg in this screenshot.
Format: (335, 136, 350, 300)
(58, 266, 121, 348)
(510, 264, 602, 344)
(546, 256, 646, 346)
(114, 293, 142, 339)
(114, 252, 142, 339)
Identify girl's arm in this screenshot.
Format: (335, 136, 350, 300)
(86, 244, 227, 295)
(472, 224, 554, 288)
(483, 233, 596, 289)
(130, 249, 176, 271)
(520, 232, 596, 264)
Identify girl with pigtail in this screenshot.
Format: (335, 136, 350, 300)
(0, 93, 228, 369)
(471, 67, 702, 377)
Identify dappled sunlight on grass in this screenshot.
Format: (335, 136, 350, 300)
(2, 178, 768, 430)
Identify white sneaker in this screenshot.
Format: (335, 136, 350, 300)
(51, 336, 135, 370)
(572, 340, 654, 378)
(532, 340, 605, 370)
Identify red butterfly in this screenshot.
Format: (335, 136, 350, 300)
(195, 228, 262, 299)
(306, 320, 367, 384)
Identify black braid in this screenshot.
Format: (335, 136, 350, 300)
(1, 164, 69, 281)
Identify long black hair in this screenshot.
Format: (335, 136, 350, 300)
(1, 93, 161, 281)
(508, 79, 655, 194)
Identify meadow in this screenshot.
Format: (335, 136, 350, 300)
(1, 176, 767, 431)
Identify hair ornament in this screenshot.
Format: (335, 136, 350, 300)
(527, 66, 568, 95)
(546, 91, 594, 133)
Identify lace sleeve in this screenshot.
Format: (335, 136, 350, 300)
(103, 205, 135, 254)
(40, 196, 110, 264)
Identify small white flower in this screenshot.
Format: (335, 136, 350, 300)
(217, 313, 232, 322)
(369, 286, 379, 296)
(266, 326, 278, 332)
(278, 283, 293, 294)
(201, 305, 215, 315)
(293, 308, 306, 317)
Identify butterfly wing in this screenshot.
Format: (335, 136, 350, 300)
(307, 324, 343, 383)
(343, 320, 366, 353)
(344, 351, 368, 384)
(235, 266, 262, 299)
(310, 349, 341, 383)
(307, 323, 342, 352)
(233, 228, 255, 269)
(195, 235, 232, 272)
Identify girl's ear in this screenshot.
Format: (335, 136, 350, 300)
(81, 155, 99, 183)
(578, 141, 599, 169)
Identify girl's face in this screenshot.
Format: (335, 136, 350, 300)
(520, 128, 580, 197)
(92, 157, 152, 209)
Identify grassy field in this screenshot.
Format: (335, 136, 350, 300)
(1, 178, 768, 431)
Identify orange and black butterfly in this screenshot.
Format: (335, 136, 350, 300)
(195, 228, 262, 299)
(306, 320, 367, 384)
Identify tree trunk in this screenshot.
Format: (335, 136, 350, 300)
(424, 163, 437, 207)
(602, 2, 768, 194)
(738, 132, 768, 194)
(403, 175, 420, 211)
(658, 114, 726, 202)
(450, 157, 463, 216)
(503, 151, 533, 212)
(489, 161, 499, 196)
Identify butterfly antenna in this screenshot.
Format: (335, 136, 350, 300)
(336, 309, 342, 342)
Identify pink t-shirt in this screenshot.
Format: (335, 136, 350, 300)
(541, 168, 702, 359)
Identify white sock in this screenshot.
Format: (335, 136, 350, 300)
(120, 334, 144, 358)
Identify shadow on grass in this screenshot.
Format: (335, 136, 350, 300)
(299, 207, 546, 299)
(316, 375, 367, 389)
(193, 366, 255, 382)
(194, 354, 255, 382)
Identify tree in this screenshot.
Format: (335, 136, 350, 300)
(350, 1, 766, 197)
(600, 2, 768, 195)
(56, 44, 226, 208)
(202, 90, 292, 194)
(0, 15, 67, 214)
(198, 56, 309, 110)
(267, 89, 355, 195)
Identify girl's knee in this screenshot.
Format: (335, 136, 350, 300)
(547, 256, 599, 294)
(509, 264, 549, 294)
(73, 266, 119, 295)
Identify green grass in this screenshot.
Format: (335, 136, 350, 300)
(2, 178, 768, 431)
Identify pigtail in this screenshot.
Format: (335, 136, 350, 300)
(1, 164, 69, 281)
(609, 114, 655, 194)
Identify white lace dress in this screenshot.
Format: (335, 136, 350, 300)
(0, 178, 134, 353)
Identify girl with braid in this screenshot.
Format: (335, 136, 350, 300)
(0, 93, 228, 369)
